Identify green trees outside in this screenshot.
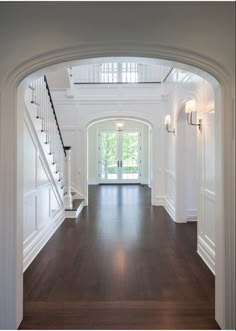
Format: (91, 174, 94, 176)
(101, 131, 139, 178)
(101, 132, 118, 175)
(122, 132, 138, 172)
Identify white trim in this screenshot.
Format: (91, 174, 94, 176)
(71, 185, 85, 200)
(154, 196, 164, 206)
(23, 209, 65, 272)
(53, 98, 162, 104)
(65, 200, 85, 219)
(198, 235, 216, 274)
(186, 209, 198, 222)
(163, 196, 176, 222)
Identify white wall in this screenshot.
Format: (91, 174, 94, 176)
(88, 119, 150, 185)
(163, 69, 216, 273)
(175, 108, 198, 222)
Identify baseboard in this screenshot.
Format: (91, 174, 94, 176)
(23, 208, 65, 271)
(153, 196, 176, 222)
(141, 177, 149, 185)
(153, 196, 164, 206)
(197, 235, 215, 274)
(186, 209, 198, 221)
(163, 196, 176, 222)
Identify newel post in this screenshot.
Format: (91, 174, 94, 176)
(64, 146, 73, 209)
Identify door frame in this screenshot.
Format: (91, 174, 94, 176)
(97, 128, 143, 184)
(0, 43, 234, 329)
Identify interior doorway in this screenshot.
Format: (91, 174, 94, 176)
(87, 118, 152, 188)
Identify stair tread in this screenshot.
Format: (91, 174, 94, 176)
(65, 199, 84, 211)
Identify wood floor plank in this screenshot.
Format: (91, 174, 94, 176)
(20, 185, 219, 329)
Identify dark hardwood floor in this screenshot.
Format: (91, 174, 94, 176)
(20, 185, 219, 329)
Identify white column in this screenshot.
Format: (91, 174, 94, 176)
(64, 147, 73, 209)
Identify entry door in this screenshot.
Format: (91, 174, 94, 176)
(98, 130, 141, 183)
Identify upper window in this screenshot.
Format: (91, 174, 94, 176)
(101, 63, 118, 83)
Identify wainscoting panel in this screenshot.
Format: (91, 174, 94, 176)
(23, 109, 65, 271)
(197, 109, 216, 274)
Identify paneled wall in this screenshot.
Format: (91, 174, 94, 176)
(164, 69, 216, 273)
(198, 107, 216, 273)
(175, 109, 198, 222)
(23, 112, 64, 271)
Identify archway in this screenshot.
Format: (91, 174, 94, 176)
(0, 44, 234, 329)
(86, 117, 153, 205)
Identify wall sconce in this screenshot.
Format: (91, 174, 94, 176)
(116, 121, 125, 131)
(185, 99, 202, 131)
(165, 114, 175, 135)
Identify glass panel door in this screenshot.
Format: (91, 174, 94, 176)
(121, 131, 140, 181)
(98, 130, 141, 183)
(100, 131, 119, 182)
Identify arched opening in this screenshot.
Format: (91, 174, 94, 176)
(0, 45, 233, 330)
(86, 117, 153, 207)
(86, 117, 153, 204)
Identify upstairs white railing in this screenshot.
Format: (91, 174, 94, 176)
(71, 63, 172, 84)
(29, 75, 66, 189)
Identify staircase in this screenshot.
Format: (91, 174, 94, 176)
(25, 75, 84, 219)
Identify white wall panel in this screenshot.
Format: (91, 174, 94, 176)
(203, 190, 216, 245)
(23, 193, 37, 242)
(37, 156, 50, 187)
(198, 109, 216, 272)
(203, 111, 215, 192)
(37, 185, 50, 230)
(24, 125, 36, 195)
(164, 72, 216, 272)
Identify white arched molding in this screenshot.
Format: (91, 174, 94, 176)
(0, 43, 234, 329)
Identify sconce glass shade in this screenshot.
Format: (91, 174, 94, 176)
(165, 114, 171, 126)
(185, 99, 196, 114)
(116, 121, 125, 131)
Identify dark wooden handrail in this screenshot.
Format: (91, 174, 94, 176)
(44, 75, 66, 157)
